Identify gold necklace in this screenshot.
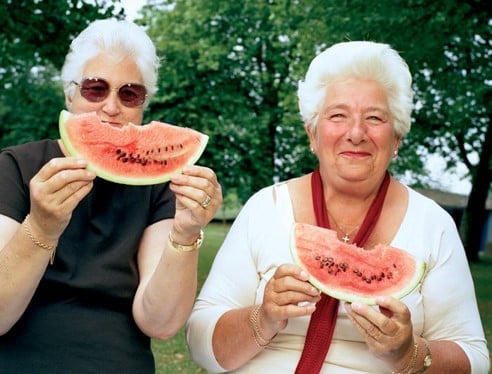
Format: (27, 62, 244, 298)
(329, 214, 360, 243)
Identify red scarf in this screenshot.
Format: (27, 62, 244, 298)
(295, 168, 391, 374)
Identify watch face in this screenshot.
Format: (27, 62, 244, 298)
(424, 355, 432, 368)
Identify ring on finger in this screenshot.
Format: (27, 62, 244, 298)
(201, 194, 212, 208)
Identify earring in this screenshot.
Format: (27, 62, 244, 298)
(310, 147, 315, 154)
(393, 149, 398, 157)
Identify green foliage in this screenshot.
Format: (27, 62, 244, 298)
(139, 0, 490, 259)
(143, 1, 317, 201)
(141, 0, 490, 203)
(0, 0, 123, 148)
(1, 0, 490, 257)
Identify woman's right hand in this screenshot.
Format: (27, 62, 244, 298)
(28, 157, 96, 242)
(260, 264, 321, 337)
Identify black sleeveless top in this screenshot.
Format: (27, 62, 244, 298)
(0, 140, 175, 373)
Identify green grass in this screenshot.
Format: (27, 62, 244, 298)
(153, 223, 492, 373)
(470, 253, 492, 356)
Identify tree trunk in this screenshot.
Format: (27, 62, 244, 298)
(461, 116, 492, 262)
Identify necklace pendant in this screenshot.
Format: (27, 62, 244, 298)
(342, 234, 350, 243)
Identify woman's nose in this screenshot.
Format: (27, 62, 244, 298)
(346, 116, 366, 144)
(101, 91, 122, 115)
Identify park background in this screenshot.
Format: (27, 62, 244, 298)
(0, 0, 490, 372)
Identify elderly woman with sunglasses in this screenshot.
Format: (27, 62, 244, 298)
(0, 19, 221, 373)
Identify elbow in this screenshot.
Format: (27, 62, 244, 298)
(133, 309, 185, 340)
(146, 325, 182, 341)
(134, 318, 183, 340)
(0, 320, 15, 336)
(0, 311, 19, 336)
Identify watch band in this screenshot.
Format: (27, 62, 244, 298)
(415, 339, 432, 373)
(168, 230, 204, 252)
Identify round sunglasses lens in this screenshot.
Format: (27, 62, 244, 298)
(118, 84, 147, 107)
(80, 79, 110, 102)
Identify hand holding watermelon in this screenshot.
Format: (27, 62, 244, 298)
(169, 164, 222, 244)
(344, 296, 416, 370)
(260, 263, 321, 337)
(28, 156, 96, 245)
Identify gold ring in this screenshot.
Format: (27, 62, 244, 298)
(201, 195, 212, 208)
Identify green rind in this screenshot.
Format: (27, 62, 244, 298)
(59, 110, 209, 186)
(289, 223, 426, 305)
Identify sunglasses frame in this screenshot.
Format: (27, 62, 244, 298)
(71, 77, 148, 108)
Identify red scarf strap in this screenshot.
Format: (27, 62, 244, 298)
(295, 168, 390, 374)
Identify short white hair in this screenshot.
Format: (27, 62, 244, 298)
(61, 18, 160, 106)
(297, 41, 413, 137)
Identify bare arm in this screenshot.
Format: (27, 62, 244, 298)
(0, 216, 55, 334)
(212, 264, 320, 371)
(132, 219, 200, 339)
(132, 165, 222, 339)
(0, 157, 95, 334)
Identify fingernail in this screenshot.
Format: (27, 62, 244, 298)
(351, 302, 362, 310)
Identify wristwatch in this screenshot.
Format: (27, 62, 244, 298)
(168, 230, 204, 252)
(417, 340, 432, 373)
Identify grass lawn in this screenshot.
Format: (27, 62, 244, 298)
(153, 222, 492, 373)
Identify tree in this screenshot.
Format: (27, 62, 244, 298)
(0, 0, 123, 148)
(141, 0, 490, 261)
(141, 0, 317, 201)
(407, 2, 492, 261)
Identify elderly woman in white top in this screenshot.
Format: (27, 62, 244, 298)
(186, 41, 489, 373)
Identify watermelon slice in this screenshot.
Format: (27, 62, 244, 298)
(59, 110, 208, 185)
(290, 222, 426, 305)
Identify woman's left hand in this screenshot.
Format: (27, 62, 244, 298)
(344, 296, 415, 367)
(169, 165, 222, 242)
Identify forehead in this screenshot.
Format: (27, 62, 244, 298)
(323, 78, 389, 109)
(82, 54, 143, 84)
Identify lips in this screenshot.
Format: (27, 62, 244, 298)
(101, 120, 124, 128)
(341, 150, 370, 158)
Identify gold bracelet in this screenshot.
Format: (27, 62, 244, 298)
(23, 214, 57, 265)
(392, 341, 419, 374)
(168, 230, 203, 252)
(249, 305, 275, 347)
(414, 339, 432, 373)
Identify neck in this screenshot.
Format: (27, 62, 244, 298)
(318, 170, 392, 245)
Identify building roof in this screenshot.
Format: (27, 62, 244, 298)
(416, 188, 492, 210)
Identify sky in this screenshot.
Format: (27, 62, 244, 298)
(118, 1, 472, 195)
(119, 0, 146, 20)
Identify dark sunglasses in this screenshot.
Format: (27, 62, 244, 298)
(72, 77, 148, 108)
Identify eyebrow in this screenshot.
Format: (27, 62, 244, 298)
(323, 104, 390, 115)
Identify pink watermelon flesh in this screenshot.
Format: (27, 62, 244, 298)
(290, 222, 426, 305)
(59, 110, 208, 185)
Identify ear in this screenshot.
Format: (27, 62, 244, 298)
(393, 136, 401, 153)
(305, 124, 317, 154)
(65, 95, 72, 110)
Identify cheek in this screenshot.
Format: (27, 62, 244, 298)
(316, 126, 342, 148)
(127, 110, 144, 125)
(68, 98, 102, 115)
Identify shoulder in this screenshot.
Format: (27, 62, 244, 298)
(243, 175, 307, 207)
(406, 185, 458, 228)
(1, 139, 61, 163)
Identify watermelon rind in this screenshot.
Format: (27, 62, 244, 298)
(59, 110, 209, 186)
(290, 223, 426, 305)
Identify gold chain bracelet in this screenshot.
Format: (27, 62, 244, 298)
(23, 214, 57, 265)
(391, 341, 419, 374)
(249, 305, 275, 347)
